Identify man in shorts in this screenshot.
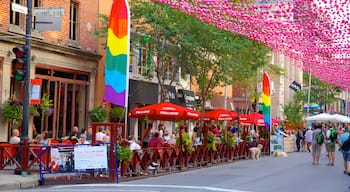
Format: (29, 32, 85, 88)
(311, 123, 324, 165)
(325, 125, 336, 166)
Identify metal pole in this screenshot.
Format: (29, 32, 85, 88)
(23, 0, 32, 139)
(19, 0, 32, 175)
(346, 89, 349, 116)
(306, 71, 311, 116)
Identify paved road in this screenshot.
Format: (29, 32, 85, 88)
(14, 149, 350, 192)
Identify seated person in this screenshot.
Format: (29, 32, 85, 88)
(148, 132, 164, 148)
(86, 127, 93, 141)
(62, 126, 80, 143)
(102, 128, 111, 142)
(96, 127, 105, 142)
(128, 135, 141, 151)
(78, 134, 90, 144)
(39, 131, 50, 145)
(9, 129, 21, 144)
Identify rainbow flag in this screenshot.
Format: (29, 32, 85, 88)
(103, 0, 130, 107)
(262, 72, 271, 130)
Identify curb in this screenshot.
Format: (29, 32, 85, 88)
(0, 174, 39, 191)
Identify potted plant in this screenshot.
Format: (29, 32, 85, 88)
(206, 131, 217, 151)
(0, 94, 22, 130)
(175, 132, 194, 152)
(117, 139, 132, 176)
(89, 106, 107, 122)
(39, 94, 53, 132)
(110, 106, 125, 123)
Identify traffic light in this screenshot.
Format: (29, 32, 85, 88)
(12, 46, 25, 81)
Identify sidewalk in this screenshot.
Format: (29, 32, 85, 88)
(0, 170, 39, 190)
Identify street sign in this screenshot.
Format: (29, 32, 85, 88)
(11, 3, 28, 14)
(35, 16, 62, 31)
(34, 7, 64, 16)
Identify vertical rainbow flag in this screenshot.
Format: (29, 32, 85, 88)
(262, 72, 271, 130)
(103, 0, 130, 107)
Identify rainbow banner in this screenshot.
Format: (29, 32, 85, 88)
(103, 0, 130, 107)
(262, 72, 271, 130)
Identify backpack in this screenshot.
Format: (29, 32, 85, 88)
(329, 129, 337, 142)
(341, 136, 350, 151)
(316, 131, 324, 144)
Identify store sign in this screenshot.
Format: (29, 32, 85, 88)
(34, 7, 64, 16)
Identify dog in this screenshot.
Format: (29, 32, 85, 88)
(272, 151, 288, 157)
(249, 144, 263, 160)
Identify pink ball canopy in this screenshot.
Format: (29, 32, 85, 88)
(153, 0, 350, 90)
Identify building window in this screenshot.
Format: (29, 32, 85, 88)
(32, 0, 42, 30)
(137, 42, 152, 76)
(10, 0, 24, 26)
(69, 1, 79, 41)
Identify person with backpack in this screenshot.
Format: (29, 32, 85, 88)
(311, 123, 325, 166)
(338, 126, 350, 175)
(326, 125, 337, 166)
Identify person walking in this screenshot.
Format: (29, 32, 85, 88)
(338, 126, 350, 174)
(304, 127, 313, 152)
(325, 124, 337, 166)
(296, 127, 303, 152)
(311, 123, 324, 165)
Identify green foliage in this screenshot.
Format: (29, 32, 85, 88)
(94, 1, 270, 110)
(29, 105, 39, 116)
(117, 146, 132, 162)
(226, 132, 235, 148)
(245, 135, 252, 142)
(110, 106, 125, 120)
(1, 95, 22, 129)
(207, 132, 217, 151)
(283, 92, 304, 126)
(302, 73, 342, 108)
(39, 94, 53, 121)
(117, 139, 133, 162)
(89, 107, 107, 122)
(175, 132, 194, 152)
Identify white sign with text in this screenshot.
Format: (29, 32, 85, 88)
(74, 145, 108, 170)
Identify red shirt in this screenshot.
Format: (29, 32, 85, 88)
(148, 137, 163, 147)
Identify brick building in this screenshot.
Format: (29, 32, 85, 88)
(0, 0, 102, 141)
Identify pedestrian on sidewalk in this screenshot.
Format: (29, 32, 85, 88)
(338, 126, 350, 174)
(304, 127, 313, 152)
(296, 127, 303, 152)
(325, 124, 337, 166)
(311, 123, 324, 165)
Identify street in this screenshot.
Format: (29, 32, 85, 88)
(13, 148, 350, 192)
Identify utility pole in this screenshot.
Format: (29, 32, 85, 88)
(16, 0, 32, 176)
(23, 0, 32, 139)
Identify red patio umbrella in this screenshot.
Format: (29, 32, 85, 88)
(129, 102, 200, 121)
(203, 109, 238, 121)
(246, 112, 280, 126)
(239, 114, 251, 125)
(249, 112, 265, 126)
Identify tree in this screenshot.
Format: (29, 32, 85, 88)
(93, 1, 271, 132)
(302, 73, 342, 112)
(283, 91, 305, 129)
(130, 1, 270, 106)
